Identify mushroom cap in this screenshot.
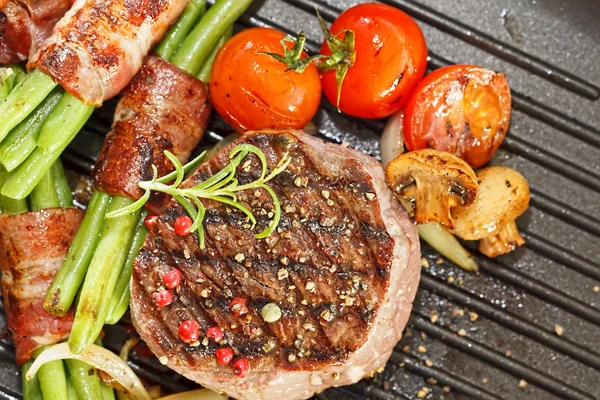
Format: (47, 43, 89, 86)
(451, 166, 530, 240)
(385, 149, 478, 228)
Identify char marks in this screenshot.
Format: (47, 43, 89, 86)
(27, 0, 189, 105)
(132, 132, 396, 374)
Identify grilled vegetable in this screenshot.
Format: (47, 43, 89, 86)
(403, 64, 511, 168)
(210, 27, 322, 131)
(380, 111, 405, 167)
(385, 149, 478, 228)
(319, 3, 427, 118)
(451, 166, 530, 257)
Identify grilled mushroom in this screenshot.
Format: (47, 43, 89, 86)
(451, 166, 530, 257)
(385, 149, 478, 228)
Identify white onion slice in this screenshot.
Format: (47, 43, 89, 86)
(380, 111, 405, 167)
(26, 343, 151, 400)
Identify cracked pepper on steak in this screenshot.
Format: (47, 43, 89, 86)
(130, 130, 421, 399)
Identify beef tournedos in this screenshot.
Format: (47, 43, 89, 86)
(130, 130, 421, 400)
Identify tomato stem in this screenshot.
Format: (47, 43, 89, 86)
(315, 10, 356, 110)
(259, 31, 325, 73)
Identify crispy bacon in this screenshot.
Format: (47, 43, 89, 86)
(93, 55, 211, 213)
(0, 208, 84, 365)
(0, 0, 73, 64)
(28, 0, 189, 106)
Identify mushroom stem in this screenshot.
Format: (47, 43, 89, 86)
(479, 221, 525, 257)
(412, 182, 459, 228)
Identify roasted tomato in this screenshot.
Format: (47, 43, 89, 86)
(403, 64, 512, 168)
(210, 27, 321, 132)
(320, 3, 427, 119)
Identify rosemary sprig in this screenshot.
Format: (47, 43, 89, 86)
(106, 144, 292, 248)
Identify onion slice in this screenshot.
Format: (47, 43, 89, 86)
(26, 343, 151, 400)
(380, 111, 405, 167)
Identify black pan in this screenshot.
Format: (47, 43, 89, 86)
(1, 1, 599, 399)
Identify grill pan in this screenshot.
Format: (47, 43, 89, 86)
(1, 0, 599, 399)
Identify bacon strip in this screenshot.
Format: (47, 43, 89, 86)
(0, 208, 84, 365)
(93, 55, 210, 214)
(0, 0, 73, 64)
(28, 0, 189, 106)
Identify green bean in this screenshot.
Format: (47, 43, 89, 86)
(155, 0, 206, 61)
(197, 25, 233, 83)
(0, 89, 63, 172)
(44, 191, 113, 315)
(65, 359, 104, 400)
(69, 196, 141, 353)
(0, 167, 28, 214)
(1, 125, 78, 200)
(52, 159, 73, 208)
(0, 69, 57, 141)
(106, 210, 149, 324)
(36, 93, 95, 154)
(33, 347, 68, 400)
(11, 64, 27, 86)
(29, 164, 60, 211)
(0, 66, 17, 101)
(22, 359, 43, 400)
(66, 375, 81, 400)
(171, 0, 253, 75)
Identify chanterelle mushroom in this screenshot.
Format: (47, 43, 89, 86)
(451, 166, 530, 257)
(385, 149, 478, 228)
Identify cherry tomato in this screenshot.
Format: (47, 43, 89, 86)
(210, 27, 321, 131)
(403, 65, 512, 168)
(320, 3, 427, 119)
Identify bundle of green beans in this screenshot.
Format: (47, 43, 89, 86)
(43, 0, 248, 354)
(0, 0, 244, 201)
(0, 157, 113, 400)
(2, 73, 118, 399)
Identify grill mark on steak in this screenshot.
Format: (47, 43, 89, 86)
(132, 131, 399, 378)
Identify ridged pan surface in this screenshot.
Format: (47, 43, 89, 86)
(1, 0, 599, 399)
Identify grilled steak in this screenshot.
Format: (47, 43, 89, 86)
(131, 131, 421, 399)
(0, 208, 83, 364)
(93, 55, 211, 213)
(0, 0, 73, 64)
(28, 0, 189, 105)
